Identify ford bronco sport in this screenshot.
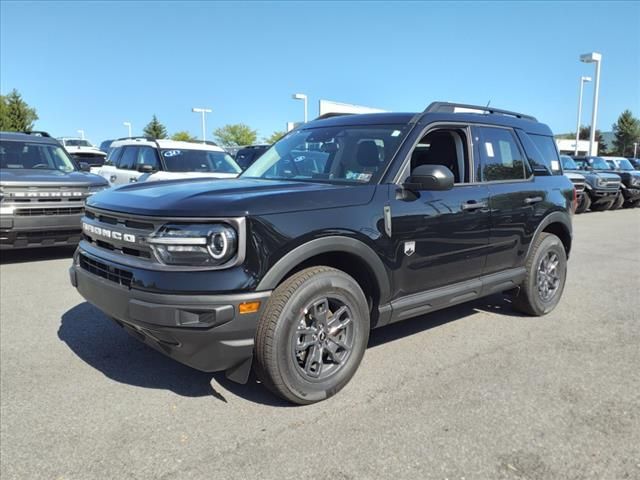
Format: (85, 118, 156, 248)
(1, 131, 108, 249)
(69, 102, 574, 404)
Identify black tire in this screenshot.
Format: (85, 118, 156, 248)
(590, 199, 614, 212)
(254, 266, 370, 405)
(610, 192, 624, 210)
(575, 194, 591, 214)
(512, 233, 567, 316)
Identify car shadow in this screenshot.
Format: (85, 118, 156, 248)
(60, 294, 522, 406)
(0, 246, 76, 265)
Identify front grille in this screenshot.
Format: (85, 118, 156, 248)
(79, 253, 133, 288)
(0, 229, 81, 247)
(0, 186, 90, 204)
(14, 207, 84, 216)
(82, 207, 156, 261)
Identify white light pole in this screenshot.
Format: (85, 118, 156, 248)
(634, 142, 638, 158)
(77, 129, 85, 140)
(574, 76, 591, 155)
(580, 52, 602, 156)
(192, 107, 212, 143)
(292, 93, 308, 123)
(123, 122, 132, 138)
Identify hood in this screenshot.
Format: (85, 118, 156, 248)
(564, 172, 585, 181)
(563, 168, 620, 181)
(65, 146, 106, 156)
(0, 168, 108, 187)
(145, 171, 239, 182)
(87, 178, 376, 217)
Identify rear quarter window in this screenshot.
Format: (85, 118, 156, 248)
(520, 132, 562, 176)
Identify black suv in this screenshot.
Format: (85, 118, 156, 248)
(0, 132, 108, 249)
(234, 144, 270, 170)
(69, 102, 573, 404)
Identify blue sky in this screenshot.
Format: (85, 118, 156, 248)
(1, 1, 638, 144)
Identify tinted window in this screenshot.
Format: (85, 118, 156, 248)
(527, 133, 562, 175)
(137, 147, 160, 170)
(161, 149, 241, 174)
(0, 141, 76, 172)
(117, 146, 138, 170)
(476, 127, 526, 182)
(104, 147, 122, 166)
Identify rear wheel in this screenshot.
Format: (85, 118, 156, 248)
(575, 194, 590, 214)
(254, 266, 370, 405)
(512, 233, 567, 316)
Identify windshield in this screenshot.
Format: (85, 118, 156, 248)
(65, 139, 92, 147)
(590, 157, 610, 170)
(161, 149, 241, 174)
(560, 155, 578, 170)
(0, 141, 77, 172)
(612, 159, 634, 170)
(242, 124, 410, 183)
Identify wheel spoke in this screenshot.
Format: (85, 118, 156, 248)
(312, 298, 329, 326)
(296, 327, 316, 336)
(325, 339, 344, 364)
(304, 343, 323, 378)
(296, 338, 316, 351)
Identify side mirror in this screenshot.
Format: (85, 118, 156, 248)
(404, 164, 454, 191)
(138, 164, 155, 173)
(79, 162, 90, 172)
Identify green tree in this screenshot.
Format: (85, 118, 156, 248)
(611, 110, 640, 157)
(142, 114, 167, 139)
(213, 123, 258, 147)
(0, 89, 39, 131)
(263, 130, 286, 144)
(171, 131, 197, 142)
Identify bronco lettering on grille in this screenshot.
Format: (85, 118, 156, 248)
(83, 223, 136, 243)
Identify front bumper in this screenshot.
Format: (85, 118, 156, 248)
(69, 251, 271, 380)
(588, 188, 619, 204)
(0, 213, 83, 249)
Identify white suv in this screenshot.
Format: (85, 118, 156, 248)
(58, 137, 107, 167)
(93, 138, 241, 187)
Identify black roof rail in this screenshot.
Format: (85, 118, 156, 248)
(424, 102, 537, 122)
(185, 139, 219, 146)
(314, 112, 355, 121)
(114, 136, 157, 142)
(24, 130, 52, 137)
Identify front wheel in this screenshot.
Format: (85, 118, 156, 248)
(512, 233, 567, 316)
(254, 266, 370, 405)
(610, 192, 624, 210)
(575, 194, 591, 214)
(590, 199, 614, 212)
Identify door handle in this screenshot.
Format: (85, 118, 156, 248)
(130, 178, 138, 183)
(109, 175, 117, 183)
(461, 200, 488, 211)
(524, 196, 543, 205)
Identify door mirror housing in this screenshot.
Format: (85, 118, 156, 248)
(138, 164, 156, 173)
(404, 164, 454, 191)
(78, 162, 90, 172)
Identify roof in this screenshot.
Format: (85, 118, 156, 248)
(110, 137, 225, 152)
(303, 106, 552, 136)
(0, 131, 59, 145)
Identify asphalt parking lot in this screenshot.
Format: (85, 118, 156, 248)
(1, 209, 639, 480)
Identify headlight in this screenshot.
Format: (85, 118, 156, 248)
(633, 177, 640, 186)
(596, 178, 606, 186)
(147, 223, 237, 266)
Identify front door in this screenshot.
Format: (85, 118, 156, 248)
(389, 126, 491, 300)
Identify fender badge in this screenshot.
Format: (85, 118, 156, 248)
(404, 241, 415, 257)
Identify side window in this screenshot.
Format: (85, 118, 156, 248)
(409, 128, 469, 183)
(104, 147, 122, 166)
(117, 146, 137, 170)
(527, 133, 562, 175)
(476, 127, 527, 182)
(137, 147, 160, 170)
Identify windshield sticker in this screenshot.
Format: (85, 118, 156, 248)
(163, 150, 182, 157)
(345, 171, 372, 182)
(485, 142, 495, 158)
(391, 130, 402, 137)
(551, 160, 560, 171)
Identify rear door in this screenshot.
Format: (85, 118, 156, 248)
(473, 126, 541, 274)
